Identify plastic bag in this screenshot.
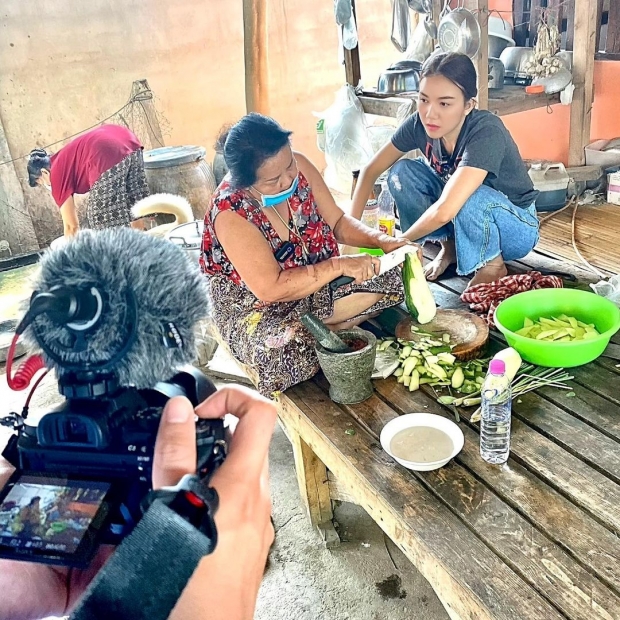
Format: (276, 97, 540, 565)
(334, 0, 352, 26)
(391, 0, 411, 53)
(317, 84, 374, 194)
(591, 275, 620, 307)
(342, 14, 358, 50)
(402, 15, 434, 63)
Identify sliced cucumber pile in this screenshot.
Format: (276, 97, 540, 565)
(516, 314, 600, 341)
(377, 334, 488, 407)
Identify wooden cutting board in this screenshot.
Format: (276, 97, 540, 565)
(395, 309, 489, 361)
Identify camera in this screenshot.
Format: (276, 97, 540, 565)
(0, 365, 226, 567)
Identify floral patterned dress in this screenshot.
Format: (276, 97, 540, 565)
(200, 171, 404, 397)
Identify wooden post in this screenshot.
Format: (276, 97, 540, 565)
(568, 0, 601, 166)
(343, 0, 361, 86)
(467, 0, 489, 110)
(243, 0, 270, 114)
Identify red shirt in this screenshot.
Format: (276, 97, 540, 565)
(50, 124, 142, 206)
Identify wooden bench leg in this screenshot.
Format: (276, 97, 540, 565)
(289, 428, 340, 549)
(436, 591, 463, 620)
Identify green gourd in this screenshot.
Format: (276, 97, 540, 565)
(402, 253, 436, 325)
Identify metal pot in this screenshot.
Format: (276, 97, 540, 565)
(377, 60, 422, 94)
(489, 34, 514, 59)
(438, 8, 481, 58)
(499, 46, 535, 83)
(488, 58, 505, 90)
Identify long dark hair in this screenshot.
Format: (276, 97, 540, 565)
(421, 52, 478, 101)
(217, 113, 293, 188)
(27, 149, 51, 187)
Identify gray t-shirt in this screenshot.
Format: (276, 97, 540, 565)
(391, 109, 538, 208)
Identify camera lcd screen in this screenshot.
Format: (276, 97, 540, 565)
(0, 473, 111, 566)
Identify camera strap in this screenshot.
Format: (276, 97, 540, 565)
(70, 476, 219, 620)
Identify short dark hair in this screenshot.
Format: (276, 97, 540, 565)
(218, 113, 293, 188)
(421, 52, 478, 101)
(27, 149, 51, 187)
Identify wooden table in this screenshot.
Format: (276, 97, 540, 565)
(277, 256, 620, 620)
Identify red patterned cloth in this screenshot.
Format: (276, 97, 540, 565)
(200, 170, 339, 286)
(461, 272, 563, 326)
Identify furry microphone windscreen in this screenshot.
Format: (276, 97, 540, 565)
(24, 228, 210, 389)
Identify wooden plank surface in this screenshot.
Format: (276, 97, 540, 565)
(388, 309, 620, 536)
(281, 242, 620, 618)
(536, 203, 620, 275)
(367, 379, 620, 615)
(487, 86, 561, 116)
(358, 93, 415, 118)
(279, 383, 566, 620)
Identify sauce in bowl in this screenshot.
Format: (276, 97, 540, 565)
(390, 426, 454, 463)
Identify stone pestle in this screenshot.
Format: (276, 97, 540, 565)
(300, 312, 353, 353)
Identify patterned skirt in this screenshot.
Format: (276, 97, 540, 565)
(86, 149, 149, 229)
(209, 270, 404, 397)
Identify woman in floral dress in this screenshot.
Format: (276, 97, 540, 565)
(200, 113, 416, 397)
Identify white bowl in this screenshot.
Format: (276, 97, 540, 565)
(380, 413, 464, 471)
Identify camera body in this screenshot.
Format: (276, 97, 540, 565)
(0, 366, 225, 567)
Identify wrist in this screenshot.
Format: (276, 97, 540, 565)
(331, 256, 344, 277)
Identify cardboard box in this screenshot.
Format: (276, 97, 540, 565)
(607, 168, 620, 205)
(585, 139, 620, 168)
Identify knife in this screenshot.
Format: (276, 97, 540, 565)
(330, 245, 414, 291)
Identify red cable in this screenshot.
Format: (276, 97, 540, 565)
(24, 369, 50, 409)
(6, 332, 46, 391)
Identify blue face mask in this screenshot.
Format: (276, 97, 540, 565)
(253, 176, 298, 208)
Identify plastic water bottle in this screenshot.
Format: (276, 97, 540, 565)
(361, 199, 379, 230)
(377, 181, 396, 236)
(480, 359, 512, 465)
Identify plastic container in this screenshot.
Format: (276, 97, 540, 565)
(144, 146, 216, 220)
(528, 162, 569, 212)
(480, 359, 512, 465)
(494, 289, 620, 368)
(606, 166, 620, 206)
(377, 181, 396, 236)
(585, 139, 620, 168)
(361, 199, 379, 230)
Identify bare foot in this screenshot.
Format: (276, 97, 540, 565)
(467, 256, 508, 288)
(424, 240, 456, 281)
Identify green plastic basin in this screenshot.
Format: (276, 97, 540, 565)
(359, 247, 384, 256)
(494, 288, 620, 367)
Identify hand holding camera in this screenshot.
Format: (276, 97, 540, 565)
(0, 385, 276, 620)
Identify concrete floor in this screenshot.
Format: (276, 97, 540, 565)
(257, 421, 448, 620)
(0, 363, 447, 620)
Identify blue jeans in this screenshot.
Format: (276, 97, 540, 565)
(387, 158, 540, 275)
